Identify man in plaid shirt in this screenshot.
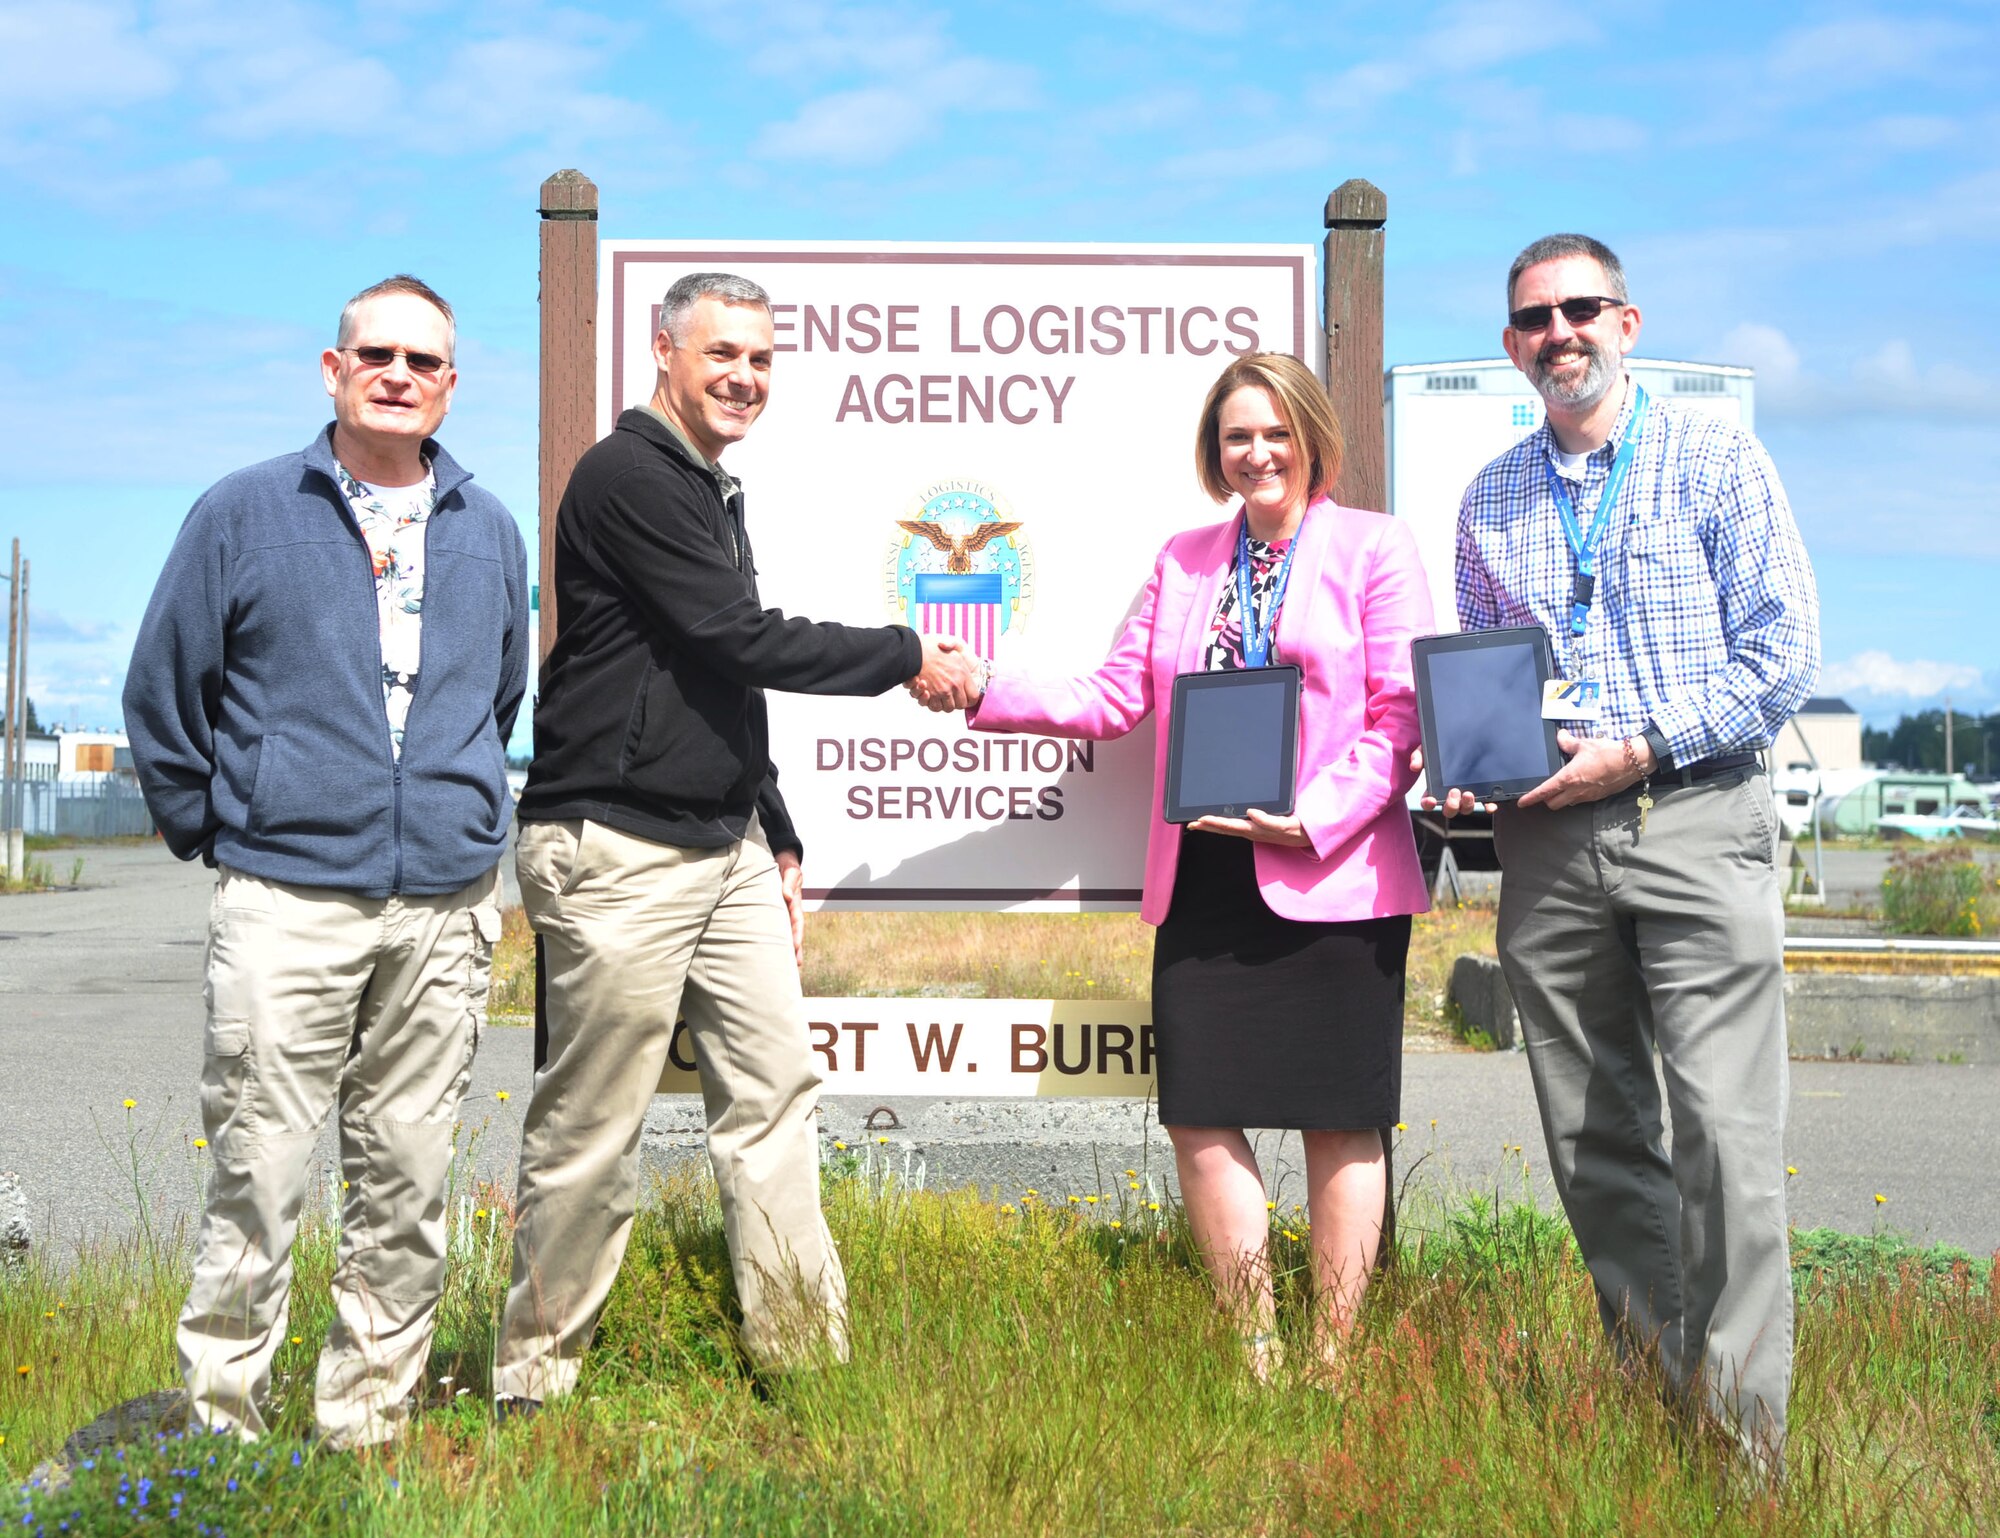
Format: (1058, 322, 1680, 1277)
(1441, 233, 1817, 1472)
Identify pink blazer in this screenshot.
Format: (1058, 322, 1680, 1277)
(971, 498, 1434, 926)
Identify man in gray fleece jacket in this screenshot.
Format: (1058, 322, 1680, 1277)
(123, 274, 528, 1449)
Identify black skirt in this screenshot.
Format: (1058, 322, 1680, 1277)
(1151, 830, 1410, 1131)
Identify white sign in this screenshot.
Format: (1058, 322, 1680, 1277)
(658, 998, 1158, 1098)
(600, 241, 1317, 911)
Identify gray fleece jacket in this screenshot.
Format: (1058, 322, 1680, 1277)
(122, 426, 529, 897)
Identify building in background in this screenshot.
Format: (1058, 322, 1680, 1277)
(1774, 698, 1862, 776)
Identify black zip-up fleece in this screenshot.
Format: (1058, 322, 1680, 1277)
(519, 408, 921, 855)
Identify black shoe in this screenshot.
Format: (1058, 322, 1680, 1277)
(494, 1396, 543, 1425)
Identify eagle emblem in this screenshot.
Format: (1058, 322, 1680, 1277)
(894, 518, 1025, 574)
(883, 480, 1034, 653)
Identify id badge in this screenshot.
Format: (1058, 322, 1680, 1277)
(1542, 678, 1603, 720)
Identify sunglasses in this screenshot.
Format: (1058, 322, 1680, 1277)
(339, 345, 449, 375)
(1506, 296, 1624, 333)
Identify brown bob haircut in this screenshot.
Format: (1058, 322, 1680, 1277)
(1193, 352, 1345, 506)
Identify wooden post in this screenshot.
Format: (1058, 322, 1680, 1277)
(538, 169, 599, 662)
(535, 170, 597, 1072)
(1322, 179, 1388, 513)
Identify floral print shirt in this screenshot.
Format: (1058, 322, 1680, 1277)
(1202, 533, 1293, 672)
(336, 462, 436, 760)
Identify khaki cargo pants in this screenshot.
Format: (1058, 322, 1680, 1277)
(179, 863, 503, 1449)
(493, 816, 846, 1404)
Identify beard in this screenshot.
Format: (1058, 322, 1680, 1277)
(1525, 335, 1618, 410)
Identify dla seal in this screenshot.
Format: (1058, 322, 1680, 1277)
(883, 480, 1034, 659)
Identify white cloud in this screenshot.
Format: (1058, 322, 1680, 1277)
(25, 611, 121, 645)
(0, 0, 176, 122)
(1092, 0, 1254, 36)
(1706, 322, 2000, 423)
(1823, 651, 1986, 701)
(1768, 15, 1975, 90)
(749, 35, 1036, 167)
(1715, 321, 1800, 391)
(1158, 131, 1327, 186)
(1862, 114, 1961, 152)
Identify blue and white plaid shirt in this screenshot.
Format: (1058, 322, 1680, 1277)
(1455, 378, 1819, 767)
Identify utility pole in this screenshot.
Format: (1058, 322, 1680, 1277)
(1945, 696, 1954, 779)
(2, 539, 19, 880)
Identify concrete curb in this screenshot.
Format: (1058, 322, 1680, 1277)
(1447, 954, 2000, 1064)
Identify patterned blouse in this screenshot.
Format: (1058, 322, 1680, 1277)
(1201, 533, 1294, 672)
(335, 462, 437, 761)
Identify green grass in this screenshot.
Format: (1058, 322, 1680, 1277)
(6, 1151, 1998, 1535)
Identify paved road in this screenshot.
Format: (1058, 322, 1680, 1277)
(3, 843, 1996, 1256)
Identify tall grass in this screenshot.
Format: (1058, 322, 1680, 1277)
(1881, 842, 2000, 937)
(6, 1149, 1996, 1535)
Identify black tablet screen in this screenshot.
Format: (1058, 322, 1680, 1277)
(1428, 645, 1553, 787)
(1177, 675, 1289, 806)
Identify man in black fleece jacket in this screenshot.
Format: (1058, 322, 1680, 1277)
(495, 273, 975, 1406)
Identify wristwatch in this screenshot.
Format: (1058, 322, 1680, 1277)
(1640, 724, 1672, 773)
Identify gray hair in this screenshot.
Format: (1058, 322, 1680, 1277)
(659, 271, 772, 345)
(1505, 234, 1628, 312)
(336, 274, 456, 361)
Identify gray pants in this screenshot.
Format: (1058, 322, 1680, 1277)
(1493, 767, 1790, 1463)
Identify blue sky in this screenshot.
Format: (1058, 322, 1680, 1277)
(2, 0, 1996, 744)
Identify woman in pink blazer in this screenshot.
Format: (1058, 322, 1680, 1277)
(939, 353, 1432, 1380)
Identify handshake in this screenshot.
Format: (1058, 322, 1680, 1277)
(907, 634, 985, 713)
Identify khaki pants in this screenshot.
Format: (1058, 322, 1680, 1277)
(1494, 767, 1791, 1465)
(179, 864, 502, 1449)
(493, 816, 845, 1404)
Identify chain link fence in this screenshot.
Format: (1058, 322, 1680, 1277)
(2, 772, 155, 839)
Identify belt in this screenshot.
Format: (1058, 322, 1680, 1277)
(1658, 751, 1759, 788)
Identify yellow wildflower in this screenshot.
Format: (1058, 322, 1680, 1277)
(1110, 1220, 1123, 1229)
(495, 1090, 510, 1102)
(1785, 1166, 1797, 1177)
(1874, 1193, 1887, 1205)
(193, 1138, 208, 1150)
(1085, 1196, 1098, 1205)
(1395, 1122, 1407, 1132)
(833, 1141, 847, 1151)
(122, 1098, 136, 1110)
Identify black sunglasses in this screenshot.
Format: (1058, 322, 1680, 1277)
(339, 345, 449, 375)
(1507, 296, 1625, 332)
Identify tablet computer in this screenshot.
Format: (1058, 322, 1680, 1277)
(1411, 627, 1565, 803)
(1164, 666, 1301, 824)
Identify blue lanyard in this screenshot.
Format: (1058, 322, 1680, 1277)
(1235, 516, 1298, 669)
(1545, 383, 1649, 637)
